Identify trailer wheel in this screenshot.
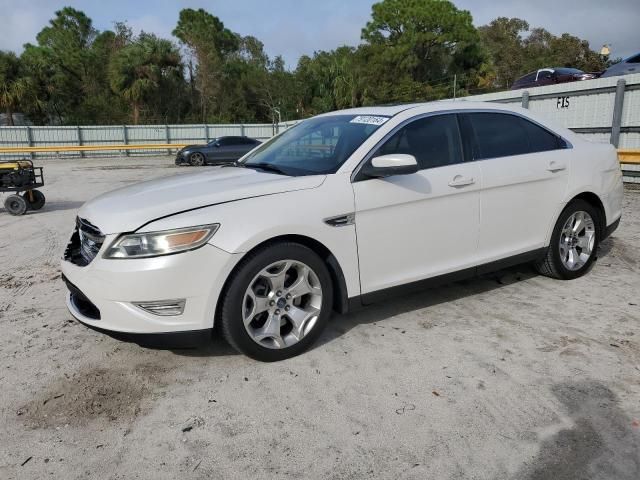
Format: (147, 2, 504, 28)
(4, 195, 28, 216)
(23, 190, 46, 210)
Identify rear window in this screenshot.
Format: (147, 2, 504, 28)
(466, 113, 561, 159)
(468, 113, 530, 159)
(519, 118, 560, 152)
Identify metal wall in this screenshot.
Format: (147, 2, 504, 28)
(0, 122, 299, 159)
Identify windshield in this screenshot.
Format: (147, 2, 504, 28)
(241, 114, 389, 176)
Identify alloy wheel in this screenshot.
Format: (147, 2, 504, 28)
(559, 210, 596, 271)
(190, 153, 205, 166)
(242, 260, 323, 349)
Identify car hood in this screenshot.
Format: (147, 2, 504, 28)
(79, 167, 325, 234)
(179, 144, 205, 152)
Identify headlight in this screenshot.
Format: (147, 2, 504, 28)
(104, 224, 220, 259)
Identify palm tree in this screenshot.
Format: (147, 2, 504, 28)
(108, 34, 182, 124)
(0, 51, 30, 126)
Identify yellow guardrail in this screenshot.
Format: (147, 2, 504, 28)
(618, 149, 640, 165)
(0, 144, 187, 153)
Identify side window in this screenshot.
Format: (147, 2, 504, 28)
(467, 113, 529, 159)
(374, 114, 463, 170)
(217, 137, 231, 146)
(519, 118, 560, 152)
(627, 54, 640, 64)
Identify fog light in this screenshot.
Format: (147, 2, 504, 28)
(133, 299, 186, 316)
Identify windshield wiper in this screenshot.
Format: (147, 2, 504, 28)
(243, 163, 290, 176)
(221, 161, 244, 168)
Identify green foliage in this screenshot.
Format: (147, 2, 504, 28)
(108, 33, 183, 124)
(0, 51, 35, 126)
(479, 17, 609, 89)
(0, 3, 611, 125)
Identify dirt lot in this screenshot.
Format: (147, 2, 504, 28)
(0, 156, 639, 479)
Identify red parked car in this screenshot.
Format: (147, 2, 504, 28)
(511, 68, 599, 90)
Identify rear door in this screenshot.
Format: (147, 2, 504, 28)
(461, 112, 570, 264)
(352, 113, 481, 295)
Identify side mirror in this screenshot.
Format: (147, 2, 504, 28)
(214, 142, 221, 148)
(361, 154, 419, 178)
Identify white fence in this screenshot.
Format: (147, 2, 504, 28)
(0, 122, 299, 159)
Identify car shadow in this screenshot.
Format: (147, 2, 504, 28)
(315, 264, 539, 349)
(172, 264, 539, 358)
(173, 240, 617, 358)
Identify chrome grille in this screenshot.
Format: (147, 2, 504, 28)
(64, 217, 105, 266)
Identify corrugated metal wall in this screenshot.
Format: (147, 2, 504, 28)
(0, 122, 299, 159)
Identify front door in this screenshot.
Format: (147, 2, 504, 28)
(352, 114, 481, 296)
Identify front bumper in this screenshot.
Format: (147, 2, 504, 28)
(61, 242, 240, 335)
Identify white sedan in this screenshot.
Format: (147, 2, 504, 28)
(61, 102, 623, 361)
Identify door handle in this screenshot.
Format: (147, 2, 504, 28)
(448, 176, 475, 187)
(547, 161, 567, 172)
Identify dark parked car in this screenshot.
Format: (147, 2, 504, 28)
(175, 136, 261, 166)
(601, 52, 640, 78)
(511, 68, 599, 90)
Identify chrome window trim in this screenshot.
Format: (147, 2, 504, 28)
(350, 108, 574, 183)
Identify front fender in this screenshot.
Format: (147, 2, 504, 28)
(140, 173, 361, 298)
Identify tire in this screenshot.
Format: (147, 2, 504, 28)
(189, 152, 205, 166)
(535, 199, 600, 280)
(219, 242, 333, 361)
(4, 194, 28, 216)
(22, 190, 45, 210)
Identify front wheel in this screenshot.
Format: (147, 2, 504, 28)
(535, 199, 600, 280)
(189, 152, 205, 166)
(4, 194, 28, 215)
(219, 242, 333, 361)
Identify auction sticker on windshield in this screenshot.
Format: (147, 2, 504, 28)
(350, 115, 390, 126)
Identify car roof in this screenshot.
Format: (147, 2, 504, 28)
(320, 100, 531, 118)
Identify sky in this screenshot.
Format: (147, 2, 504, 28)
(0, 0, 638, 68)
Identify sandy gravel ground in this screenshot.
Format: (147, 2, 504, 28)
(0, 156, 639, 480)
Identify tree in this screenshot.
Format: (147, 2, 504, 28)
(0, 51, 31, 125)
(362, 0, 481, 83)
(478, 17, 529, 89)
(108, 34, 182, 124)
(479, 17, 608, 90)
(173, 8, 239, 122)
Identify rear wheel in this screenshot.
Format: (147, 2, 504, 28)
(219, 242, 333, 361)
(535, 199, 600, 280)
(22, 190, 45, 210)
(4, 194, 28, 215)
(189, 152, 205, 166)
